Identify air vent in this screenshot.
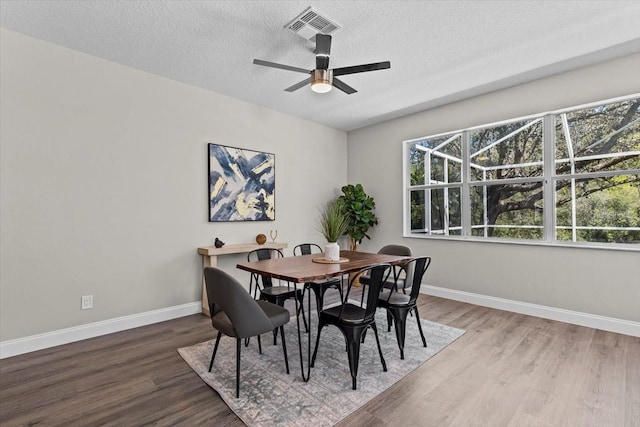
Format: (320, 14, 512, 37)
(285, 7, 341, 41)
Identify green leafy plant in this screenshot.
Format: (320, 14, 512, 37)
(339, 184, 379, 250)
(317, 200, 349, 243)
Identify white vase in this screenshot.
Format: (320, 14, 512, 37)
(324, 242, 340, 261)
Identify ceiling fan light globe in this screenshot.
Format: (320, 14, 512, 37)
(311, 82, 332, 93)
(311, 69, 333, 93)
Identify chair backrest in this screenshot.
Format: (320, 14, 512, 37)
(377, 244, 412, 257)
(342, 263, 391, 323)
(204, 267, 273, 337)
(293, 243, 322, 256)
(406, 256, 431, 305)
(247, 248, 284, 288)
(378, 244, 413, 289)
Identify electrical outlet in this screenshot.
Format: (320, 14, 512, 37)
(81, 295, 93, 310)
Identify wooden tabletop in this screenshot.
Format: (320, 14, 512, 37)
(236, 250, 413, 283)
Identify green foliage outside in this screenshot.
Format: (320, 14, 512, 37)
(556, 178, 640, 242)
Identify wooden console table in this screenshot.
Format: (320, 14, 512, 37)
(197, 242, 288, 315)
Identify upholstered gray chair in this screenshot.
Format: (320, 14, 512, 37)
(204, 267, 290, 398)
(376, 244, 413, 291)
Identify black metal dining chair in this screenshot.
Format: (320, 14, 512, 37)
(358, 244, 412, 304)
(378, 256, 431, 359)
(248, 248, 307, 342)
(204, 267, 290, 398)
(311, 263, 392, 390)
(293, 243, 344, 311)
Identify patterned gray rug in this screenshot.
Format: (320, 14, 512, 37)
(178, 308, 464, 427)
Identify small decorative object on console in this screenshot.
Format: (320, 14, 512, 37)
(214, 238, 225, 248)
(256, 234, 267, 245)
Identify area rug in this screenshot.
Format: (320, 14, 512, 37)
(178, 308, 464, 427)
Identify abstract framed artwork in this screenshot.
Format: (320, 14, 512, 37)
(208, 143, 275, 222)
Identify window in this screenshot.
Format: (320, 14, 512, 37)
(403, 94, 640, 247)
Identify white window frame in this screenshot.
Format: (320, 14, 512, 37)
(402, 93, 640, 251)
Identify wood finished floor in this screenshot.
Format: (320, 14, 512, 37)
(1, 294, 638, 426)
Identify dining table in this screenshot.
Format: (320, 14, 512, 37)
(236, 249, 414, 382)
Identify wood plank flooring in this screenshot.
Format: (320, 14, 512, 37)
(1, 294, 638, 426)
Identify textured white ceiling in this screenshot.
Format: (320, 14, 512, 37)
(1, 1, 639, 131)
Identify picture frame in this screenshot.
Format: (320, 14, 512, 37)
(208, 143, 275, 222)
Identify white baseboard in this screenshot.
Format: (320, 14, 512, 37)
(4, 289, 638, 359)
(421, 285, 640, 337)
(0, 302, 202, 359)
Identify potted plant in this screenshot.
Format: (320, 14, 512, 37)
(339, 184, 379, 251)
(317, 200, 349, 261)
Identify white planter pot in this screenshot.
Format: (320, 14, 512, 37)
(324, 242, 340, 261)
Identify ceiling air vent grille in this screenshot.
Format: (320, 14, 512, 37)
(285, 7, 341, 40)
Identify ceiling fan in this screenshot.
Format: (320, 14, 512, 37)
(252, 34, 390, 95)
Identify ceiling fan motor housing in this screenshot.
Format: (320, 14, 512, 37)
(311, 69, 333, 93)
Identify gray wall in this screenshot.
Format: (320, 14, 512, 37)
(0, 29, 347, 340)
(347, 53, 640, 322)
(2, 28, 638, 345)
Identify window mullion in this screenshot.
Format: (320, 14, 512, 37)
(483, 170, 488, 238)
(562, 113, 578, 242)
(444, 159, 450, 234)
(461, 131, 471, 237)
(543, 114, 555, 242)
(402, 142, 409, 236)
(425, 151, 431, 234)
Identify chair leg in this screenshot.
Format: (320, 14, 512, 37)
(343, 327, 365, 390)
(235, 338, 241, 398)
(318, 283, 341, 311)
(311, 323, 325, 367)
(257, 334, 262, 354)
(297, 294, 309, 332)
(390, 307, 410, 360)
(280, 325, 289, 374)
(386, 310, 393, 332)
(208, 331, 222, 372)
(371, 322, 387, 372)
(272, 298, 285, 345)
(313, 285, 324, 312)
(414, 306, 427, 347)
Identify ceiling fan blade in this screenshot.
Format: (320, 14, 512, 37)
(253, 59, 311, 74)
(284, 78, 311, 92)
(315, 34, 332, 70)
(332, 61, 391, 77)
(332, 78, 357, 95)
